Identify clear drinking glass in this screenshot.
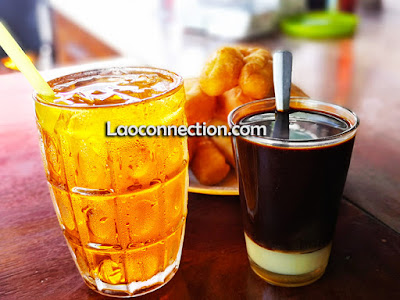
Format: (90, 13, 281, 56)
(34, 67, 188, 297)
(229, 97, 359, 287)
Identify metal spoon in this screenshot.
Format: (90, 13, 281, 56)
(272, 50, 292, 139)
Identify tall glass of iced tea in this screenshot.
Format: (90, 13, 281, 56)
(34, 67, 188, 297)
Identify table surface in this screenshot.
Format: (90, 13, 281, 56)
(1, 6, 400, 300)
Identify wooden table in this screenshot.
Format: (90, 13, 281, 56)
(1, 7, 400, 300)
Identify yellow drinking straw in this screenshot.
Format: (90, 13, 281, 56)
(0, 21, 55, 99)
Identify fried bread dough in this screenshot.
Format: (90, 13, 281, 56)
(200, 47, 244, 96)
(239, 48, 274, 99)
(215, 86, 253, 122)
(184, 78, 216, 125)
(191, 138, 231, 185)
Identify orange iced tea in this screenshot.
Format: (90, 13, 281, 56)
(34, 67, 188, 297)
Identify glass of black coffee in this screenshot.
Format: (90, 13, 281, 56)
(228, 97, 359, 287)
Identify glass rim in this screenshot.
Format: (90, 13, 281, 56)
(33, 66, 184, 109)
(228, 97, 360, 148)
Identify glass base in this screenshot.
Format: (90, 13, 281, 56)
(79, 224, 186, 298)
(83, 257, 180, 298)
(249, 257, 326, 287)
(245, 233, 331, 287)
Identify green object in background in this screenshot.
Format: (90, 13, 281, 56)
(281, 12, 359, 39)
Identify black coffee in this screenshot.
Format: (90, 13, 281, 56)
(236, 109, 355, 252)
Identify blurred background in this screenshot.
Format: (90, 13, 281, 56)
(0, 0, 395, 105)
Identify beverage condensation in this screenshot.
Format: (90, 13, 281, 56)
(35, 67, 188, 297)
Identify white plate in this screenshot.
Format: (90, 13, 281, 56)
(188, 168, 239, 196)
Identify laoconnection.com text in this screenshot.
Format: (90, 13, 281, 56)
(105, 122, 267, 137)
